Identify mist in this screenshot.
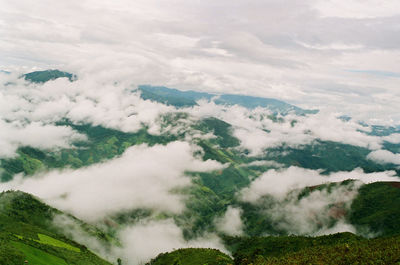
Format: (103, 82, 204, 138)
(0, 141, 225, 221)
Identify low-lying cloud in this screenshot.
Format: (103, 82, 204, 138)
(0, 119, 85, 158)
(241, 166, 398, 202)
(186, 102, 384, 155)
(0, 141, 224, 221)
(119, 219, 227, 265)
(238, 166, 399, 236)
(215, 206, 244, 236)
(367, 149, 400, 165)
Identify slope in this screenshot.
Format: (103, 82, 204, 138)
(0, 190, 114, 265)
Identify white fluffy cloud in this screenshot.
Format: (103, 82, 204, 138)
(383, 133, 400, 144)
(119, 219, 226, 265)
(0, 75, 175, 135)
(1, 0, 400, 123)
(367, 149, 400, 165)
(187, 102, 383, 155)
(215, 206, 244, 236)
(266, 184, 360, 235)
(241, 166, 399, 201)
(0, 141, 225, 220)
(0, 119, 85, 157)
(240, 167, 399, 236)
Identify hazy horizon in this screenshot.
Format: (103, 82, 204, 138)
(1, 0, 400, 124)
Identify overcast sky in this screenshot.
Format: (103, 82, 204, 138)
(1, 0, 400, 123)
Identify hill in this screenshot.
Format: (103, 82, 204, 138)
(22, 70, 76, 83)
(0, 190, 114, 265)
(146, 248, 233, 265)
(228, 232, 400, 265)
(138, 85, 317, 114)
(145, 232, 400, 265)
(1, 69, 400, 264)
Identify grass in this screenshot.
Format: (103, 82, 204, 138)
(11, 241, 68, 265)
(146, 248, 233, 265)
(36, 234, 81, 253)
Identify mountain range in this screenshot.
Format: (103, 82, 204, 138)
(0, 69, 399, 264)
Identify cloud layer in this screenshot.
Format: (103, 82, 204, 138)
(0, 141, 224, 221)
(1, 0, 400, 123)
(241, 166, 399, 201)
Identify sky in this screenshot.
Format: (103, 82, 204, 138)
(1, 0, 400, 124)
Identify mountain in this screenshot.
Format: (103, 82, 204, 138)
(146, 232, 400, 265)
(138, 85, 317, 114)
(1, 69, 400, 264)
(146, 248, 233, 265)
(227, 232, 400, 265)
(23, 70, 76, 83)
(21, 71, 315, 115)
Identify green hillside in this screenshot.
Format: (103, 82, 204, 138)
(350, 181, 400, 236)
(2, 70, 400, 264)
(145, 233, 400, 265)
(138, 85, 316, 114)
(146, 248, 233, 265)
(0, 191, 114, 265)
(229, 233, 400, 265)
(23, 70, 76, 83)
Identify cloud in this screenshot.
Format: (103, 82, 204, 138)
(119, 219, 227, 265)
(383, 133, 400, 144)
(238, 165, 399, 236)
(215, 206, 244, 236)
(313, 0, 400, 18)
(241, 166, 398, 201)
(0, 141, 225, 221)
(0, 119, 85, 158)
(187, 102, 383, 155)
(1, 0, 400, 124)
(367, 149, 400, 165)
(53, 214, 121, 262)
(265, 183, 361, 235)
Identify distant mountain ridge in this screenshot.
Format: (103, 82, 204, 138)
(138, 85, 318, 115)
(23, 69, 76, 83)
(20, 70, 317, 114)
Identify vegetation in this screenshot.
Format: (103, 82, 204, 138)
(10, 241, 68, 265)
(138, 85, 315, 114)
(244, 234, 400, 265)
(23, 70, 76, 83)
(227, 232, 363, 264)
(145, 233, 400, 265)
(0, 122, 176, 181)
(0, 191, 113, 265)
(263, 140, 398, 174)
(146, 248, 233, 265)
(3, 72, 400, 264)
(350, 181, 400, 236)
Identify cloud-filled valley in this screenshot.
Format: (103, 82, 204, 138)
(0, 71, 399, 264)
(1, 1, 400, 264)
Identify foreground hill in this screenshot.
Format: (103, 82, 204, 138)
(0, 191, 113, 265)
(2, 189, 399, 265)
(229, 232, 400, 265)
(146, 248, 233, 265)
(146, 233, 400, 265)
